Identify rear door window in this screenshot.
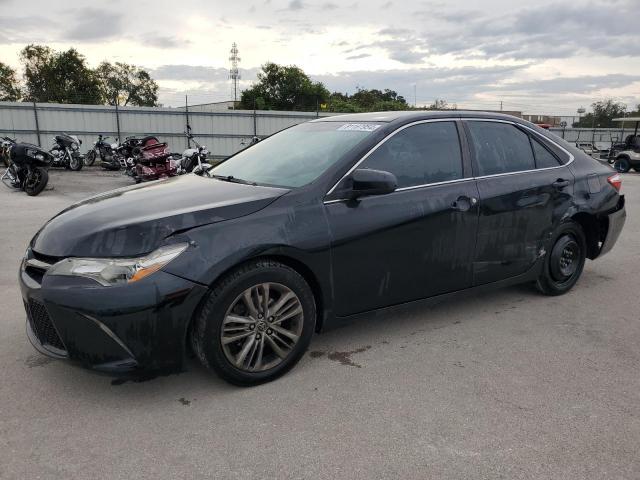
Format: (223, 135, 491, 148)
(530, 137, 561, 168)
(467, 121, 535, 176)
(360, 121, 463, 188)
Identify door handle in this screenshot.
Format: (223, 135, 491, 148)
(451, 196, 477, 212)
(552, 179, 570, 189)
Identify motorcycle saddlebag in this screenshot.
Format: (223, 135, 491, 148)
(139, 142, 171, 163)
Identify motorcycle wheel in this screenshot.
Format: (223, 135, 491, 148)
(68, 154, 84, 171)
(24, 167, 49, 196)
(85, 150, 96, 166)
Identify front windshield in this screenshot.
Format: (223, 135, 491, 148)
(212, 121, 382, 188)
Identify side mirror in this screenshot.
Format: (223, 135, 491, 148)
(349, 168, 397, 199)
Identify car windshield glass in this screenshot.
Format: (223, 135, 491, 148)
(211, 121, 382, 188)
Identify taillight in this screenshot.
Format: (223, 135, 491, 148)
(607, 173, 622, 192)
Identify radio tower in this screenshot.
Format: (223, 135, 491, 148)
(229, 43, 241, 106)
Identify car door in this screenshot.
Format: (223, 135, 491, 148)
(464, 120, 575, 285)
(323, 120, 479, 317)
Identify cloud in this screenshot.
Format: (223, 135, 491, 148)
(139, 33, 190, 49)
(345, 53, 371, 60)
(64, 8, 124, 41)
(288, 0, 304, 10)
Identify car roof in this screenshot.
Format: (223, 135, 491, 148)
(312, 110, 526, 125)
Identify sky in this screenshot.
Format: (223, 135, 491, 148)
(1, 0, 639, 116)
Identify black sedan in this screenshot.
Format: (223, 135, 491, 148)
(20, 111, 626, 385)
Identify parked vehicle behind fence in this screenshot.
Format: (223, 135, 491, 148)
(19, 111, 626, 386)
(50, 133, 83, 171)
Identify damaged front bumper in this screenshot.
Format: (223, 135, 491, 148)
(20, 248, 208, 375)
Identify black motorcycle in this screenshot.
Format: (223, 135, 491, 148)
(176, 131, 212, 176)
(1, 142, 52, 196)
(1, 136, 15, 167)
(86, 135, 119, 170)
(50, 133, 83, 171)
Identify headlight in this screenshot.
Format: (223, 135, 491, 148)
(48, 243, 189, 286)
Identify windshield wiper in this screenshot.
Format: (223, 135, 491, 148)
(211, 174, 257, 186)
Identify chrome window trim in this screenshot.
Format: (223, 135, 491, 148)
(323, 117, 575, 205)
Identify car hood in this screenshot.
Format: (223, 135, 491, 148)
(31, 175, 289, 257)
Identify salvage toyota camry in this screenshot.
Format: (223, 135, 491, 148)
(20, 112, 626, 385)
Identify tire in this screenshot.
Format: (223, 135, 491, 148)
(68, 153, 83, 171)
(24, 167, 48, 196)
(191, 259, 316, 386)
(634, 167, 640, 173)
(614, 157, 631, 173)
(85, 150, 96, 166)
(536, 221, 586, 296)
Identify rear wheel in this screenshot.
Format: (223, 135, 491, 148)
(191, 259, 316, 386)
(24, 167, 48, 196)
(614, 157, 631, 173)
(85, 150, 96, 166)
(536, 221, 586, 296)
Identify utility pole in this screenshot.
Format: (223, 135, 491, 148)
(413, 84, 417, 108)
(500, 100, 503, 111)
(229, 43, 241, 108)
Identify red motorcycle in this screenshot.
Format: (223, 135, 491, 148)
(131, 136, 178, 183)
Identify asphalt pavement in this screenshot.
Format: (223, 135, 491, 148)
(1, 167, 639, 479)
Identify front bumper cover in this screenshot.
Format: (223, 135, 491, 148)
(20, 251, 208, 375)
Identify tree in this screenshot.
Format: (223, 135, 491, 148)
(573, 99, 627, 128)
(95, 62, 158, 106)
(240, 62, 330, 111)
(20, 44, 102, 104)
(0, 62, 21, 101)
(426, 99, 456, 110)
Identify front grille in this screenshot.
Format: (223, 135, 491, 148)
(26, 299, 66, 351)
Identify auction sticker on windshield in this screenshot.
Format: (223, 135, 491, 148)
(337, 123, 382, 132)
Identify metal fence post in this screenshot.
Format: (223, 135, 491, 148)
(253, 100, 257, 138)
(185, 95, 191, 149)
(114, 100, 121, 141)
(32, 101, 41, 146)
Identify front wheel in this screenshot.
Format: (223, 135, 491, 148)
(85, 150, 96, 166)
(614, 157, 631, 173)
(24, 167, 49, 196)
(536, 222, 586, 296)
(68, 153, 83, 171)
(191, 259, 316, 386)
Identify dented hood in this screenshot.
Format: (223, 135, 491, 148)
(31, 175, 289, 257)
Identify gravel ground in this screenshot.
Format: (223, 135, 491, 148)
(1, 167, 639, 480)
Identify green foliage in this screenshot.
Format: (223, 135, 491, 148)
(426, 98, 457, 110)
(20, 44, 102, 104)
(95, 61, 158, 106)
(240, 62, 330, 111)
(0, 62, 21, 101)
(325, 88, 409, 112)
(573, 99, 628, 128)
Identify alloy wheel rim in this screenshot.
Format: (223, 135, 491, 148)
(221, 283, 303, 372)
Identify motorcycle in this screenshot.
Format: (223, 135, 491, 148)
(50, 133, 83, 171)
(176, 132, 213, 176)
(130, 136, 178, 183)
(1, 136, 16, 167)
(1, 142, 52, 196)
(86, 135, 119, 169)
